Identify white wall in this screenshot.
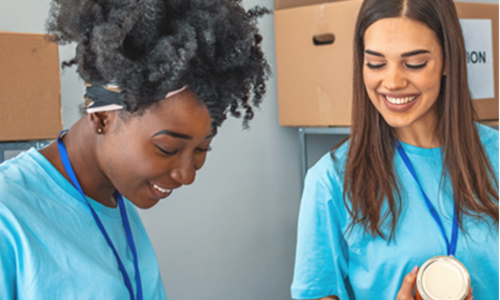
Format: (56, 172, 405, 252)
(0, 0, 496, 299)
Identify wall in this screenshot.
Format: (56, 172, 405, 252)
(0, 0, 496, 299)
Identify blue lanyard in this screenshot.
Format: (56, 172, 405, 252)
(395, 139, 459, 256)
(57, 131, 143, 300)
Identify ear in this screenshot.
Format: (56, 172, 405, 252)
(88, 112, 113, 134)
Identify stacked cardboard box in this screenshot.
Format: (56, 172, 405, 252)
(0, 32, 62, 141)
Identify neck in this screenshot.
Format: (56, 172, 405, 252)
(40, 119, 117, 207)
(393, 105, 440, 148)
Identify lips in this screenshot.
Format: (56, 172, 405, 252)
(380, 93, 420, 113)
(148, 182, 174, 200)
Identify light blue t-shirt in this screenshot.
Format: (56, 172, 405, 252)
(291, 124, 499, 300)
(0, 148, 167, 299)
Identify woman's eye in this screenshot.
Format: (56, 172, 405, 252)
(157, 146, 178, 156)
(406, 62, 428, 69)
(366, 62, 385, 69)
(196, 146, 212, 153)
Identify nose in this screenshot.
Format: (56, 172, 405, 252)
(169, 155, 196, 186)
(383, 65, 408, 90)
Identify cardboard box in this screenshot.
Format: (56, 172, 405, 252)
(275, 0, 362, 126)
(275, 1, 499, 127)
(275, 0, 339, 10)
(0, 31, 62, 141)
(456, 3, 499, 121)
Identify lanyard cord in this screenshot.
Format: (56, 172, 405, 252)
(57, 130, 143, 300)
(395, 139, 459, 256)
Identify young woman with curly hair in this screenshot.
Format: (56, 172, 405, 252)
(0, 0, 269, 299)
(291, 0, 498, 299)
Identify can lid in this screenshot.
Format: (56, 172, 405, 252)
(416, 256, 470, 300)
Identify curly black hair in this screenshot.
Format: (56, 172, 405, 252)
(46, 0, 270, 129)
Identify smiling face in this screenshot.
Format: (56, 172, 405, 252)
(97, 89, 213, 209)
(363, 17, 444, 139)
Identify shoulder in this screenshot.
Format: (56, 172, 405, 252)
(303, 141, 349, 204)
(477, 124, 500, 177)
(0, 151, 39, 239)
(306, 141, 348, 183)
(0, 150, 38, 197)
(476, 123, 498, 165)
(477, 122, 499, 149)
(0, 149, 62, 219)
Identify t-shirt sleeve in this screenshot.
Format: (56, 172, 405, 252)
(0, 207, 17, 300)
(291, 155, 352, 300)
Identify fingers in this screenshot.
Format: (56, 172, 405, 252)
(396, 265, 419, 300)
(397, 266, 472, 300)
(466, 287, 474, 300)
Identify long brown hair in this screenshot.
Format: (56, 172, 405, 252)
(334, 0, 499, 239)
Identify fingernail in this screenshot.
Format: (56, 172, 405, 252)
(411, 265, 418, 274)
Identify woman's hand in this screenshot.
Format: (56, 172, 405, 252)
(396, 266, 474, 300)
(396, 266, 419, 300)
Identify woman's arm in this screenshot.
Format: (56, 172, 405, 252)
(291, 154, 351, 300)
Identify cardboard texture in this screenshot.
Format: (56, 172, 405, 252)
(455, 3, 499, 121)
(275, 0, 338, 10)
(275, 0, 363, 126)
(0, 31, 62, 142)
(275, 1, 499, 127)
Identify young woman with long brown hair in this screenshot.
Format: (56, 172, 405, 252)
(291, 0, 498, 299)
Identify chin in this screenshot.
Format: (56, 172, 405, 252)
(122, 193, 160, 209)
(133, 199, 160, 209)
(381, 114, 415, 130)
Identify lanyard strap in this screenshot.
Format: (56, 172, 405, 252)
(57, 131, 143, 300)
(395, 140, 459, 256)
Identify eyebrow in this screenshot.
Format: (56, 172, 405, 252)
(364, 49, 430, 58)
(364, 50, 384, 57)
(401, 49, 430, 57)
(152, 129, 214, 140)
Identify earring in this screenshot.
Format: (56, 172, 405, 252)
(97, 128, 103, 134)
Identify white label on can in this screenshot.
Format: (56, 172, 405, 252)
(459, 19, 495, 100)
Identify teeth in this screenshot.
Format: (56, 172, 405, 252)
(385, 95, 417, 105)
(152, 183, 171, 194)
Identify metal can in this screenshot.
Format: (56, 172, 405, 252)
(415, 256, 471, 300)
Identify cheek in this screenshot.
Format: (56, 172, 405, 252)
(136, 152, 175, 179)
(415, 71, 442, 101)
(113, 143, 165, 180)
(193, 152, 208, 171)
(363, 68, 381, 106)
(363, 68, 379, 93)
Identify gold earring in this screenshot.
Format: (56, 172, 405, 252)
(97, 128, 103, 133)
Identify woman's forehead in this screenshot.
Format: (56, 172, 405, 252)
(137, 91, 213, 138)
(364, 17, 441, 54)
